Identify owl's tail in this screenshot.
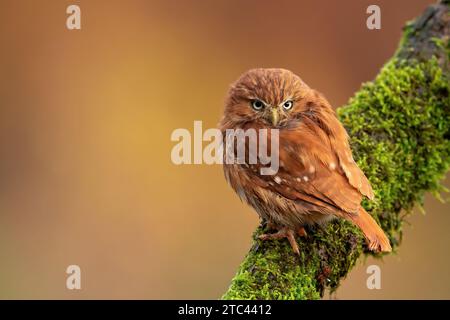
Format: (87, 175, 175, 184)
(347, 207, 392, 253)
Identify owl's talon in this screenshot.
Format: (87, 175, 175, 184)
(258, 227, 300, 255)
(297, 227, 307, 238)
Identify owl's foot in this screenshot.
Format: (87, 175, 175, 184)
(297, 226, 307, 237)
(259, 227, 300, 255)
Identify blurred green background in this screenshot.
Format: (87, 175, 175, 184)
(0, 0, 448, 299)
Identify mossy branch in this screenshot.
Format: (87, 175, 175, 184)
(222, 1, 450, 300)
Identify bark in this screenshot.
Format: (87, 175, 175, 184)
(222, 1, 450, 300)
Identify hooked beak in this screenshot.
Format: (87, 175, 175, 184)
(269, 108, 280, 126)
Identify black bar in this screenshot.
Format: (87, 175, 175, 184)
(0, 300, 446, 319)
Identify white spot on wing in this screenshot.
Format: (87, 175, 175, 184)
(303, 176, 309, 182)
(330, 162, 336, 170)
(274, 176, 282, 184)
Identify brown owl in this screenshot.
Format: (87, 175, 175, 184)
(219, 68, 391, 255)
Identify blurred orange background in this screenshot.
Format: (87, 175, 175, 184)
(0, 0, 448, 299)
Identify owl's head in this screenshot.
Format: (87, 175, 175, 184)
(222, 68, 311, 129)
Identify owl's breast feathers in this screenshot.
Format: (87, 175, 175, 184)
(222, 92, 374, 226)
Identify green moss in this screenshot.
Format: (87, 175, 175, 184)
(222, 57, 449, 300)
(222, 7, 450, 300)
(339, 57, 450, 246)
(222, 226, 324, 300)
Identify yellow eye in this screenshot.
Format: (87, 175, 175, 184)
(283, 100, 293, 110)
(251, 100, 264, 111)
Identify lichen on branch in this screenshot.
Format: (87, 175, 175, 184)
(222, 1, 450, 300)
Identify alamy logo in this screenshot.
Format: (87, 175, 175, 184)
(366, 264, 381, 290)
(170, 121, 280, 175)
(66, 265, 81, 290)
(66, 5, 81, 30)
(366, 5, 381, 30)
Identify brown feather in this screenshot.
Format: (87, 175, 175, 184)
(346, 207, 392, 252)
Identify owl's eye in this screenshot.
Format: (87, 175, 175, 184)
(251, 100, 265, 111)
(283, 100, 294, 110)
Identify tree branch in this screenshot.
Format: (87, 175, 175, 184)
(222, 0, 450, 300)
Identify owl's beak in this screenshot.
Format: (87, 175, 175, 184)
(269, 108, 280, 126)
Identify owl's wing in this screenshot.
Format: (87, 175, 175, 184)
(306, 92, 374, 200)
(253, 101, 373, 215)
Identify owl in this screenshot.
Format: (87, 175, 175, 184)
(219, 68, 391, 254)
